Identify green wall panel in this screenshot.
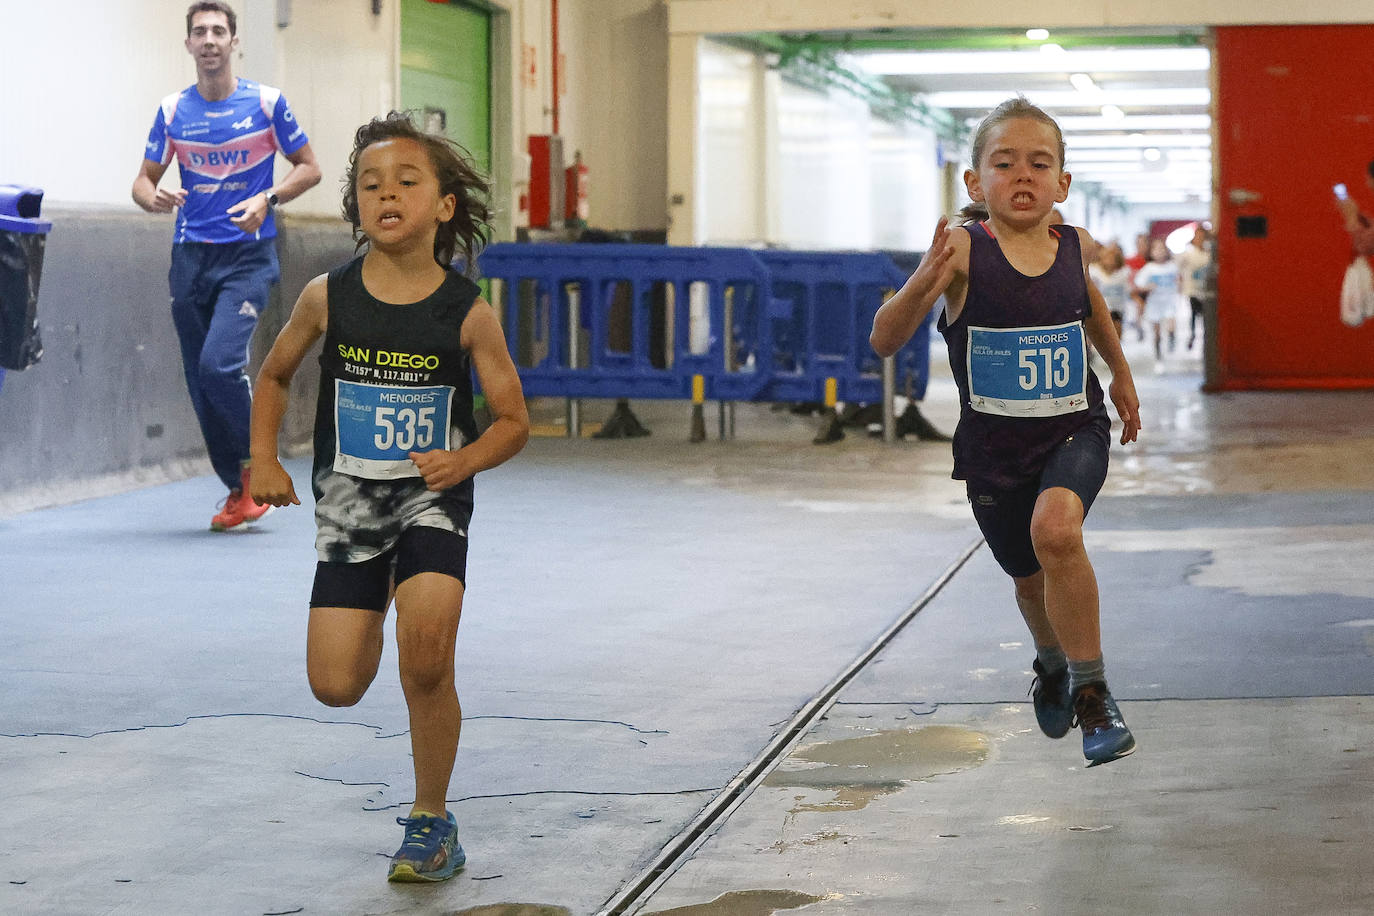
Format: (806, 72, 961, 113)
(400, 0, 491, 173)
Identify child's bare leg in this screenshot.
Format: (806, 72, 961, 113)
(1029, 487, 1101, 661)
(1031, 486, 1135, 763)
(307, 607, 385, 707)
(394, 571, 463, 817)
(1012, 569, 1059, 648)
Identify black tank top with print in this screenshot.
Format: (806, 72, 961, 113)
(310, 257, 481, 561)
(937, 222, 1109, 490)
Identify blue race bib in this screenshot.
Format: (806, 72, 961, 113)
(967, 322, 1088, 418)
(334, 380, 454, 479)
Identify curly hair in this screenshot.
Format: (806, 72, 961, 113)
(957, 96, 1067, 225)
(341, 111, 492, 273)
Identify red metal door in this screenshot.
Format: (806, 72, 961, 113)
(1214, 25, 1374, 389)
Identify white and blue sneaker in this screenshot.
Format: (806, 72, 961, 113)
(387, 810, 465, 882)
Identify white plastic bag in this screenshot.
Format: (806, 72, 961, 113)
(1340, 257, 1374, 328)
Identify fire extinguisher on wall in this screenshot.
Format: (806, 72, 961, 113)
(565, 150, 589, 226)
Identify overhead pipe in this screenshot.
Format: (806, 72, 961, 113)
(550, 0, 560, 134)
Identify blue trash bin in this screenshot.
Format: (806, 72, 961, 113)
(0, 184, 51, 382)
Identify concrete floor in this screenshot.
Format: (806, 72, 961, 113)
(2, 331, 1372, 916)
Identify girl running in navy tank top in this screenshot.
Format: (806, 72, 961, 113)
(248, 112, 529, 881)
(871, 97, 1142, 768)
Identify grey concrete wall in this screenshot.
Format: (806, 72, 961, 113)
(0, 209, 356, 513)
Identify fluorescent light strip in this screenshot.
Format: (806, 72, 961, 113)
(1069, 152, 1211, 165)
(1066, 132, 1211, 148)
(1069, 72, 1100, 94)
(1080, 171, 1213, 182)
(1111, 192, 1209, 203)
(1071, 162, 1212, 174)
(1057, 114, 1211, 131)
(1078, 183, 1213, 197)
(923, 88, 1210, 108)
(849, 48, 1209, 77)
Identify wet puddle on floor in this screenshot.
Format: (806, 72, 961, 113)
(643, 889, 827, 914)
(766, 828, 850, 854)
(450, 906, 572, 916)
(765, 725, 990, 812)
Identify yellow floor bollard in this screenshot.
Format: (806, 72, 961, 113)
(814, 376, 844, 444)
(689, 373, 707, 442)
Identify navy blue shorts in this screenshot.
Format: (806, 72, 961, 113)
(309, 525, 468, 612)
(966, 430, 1109, 579)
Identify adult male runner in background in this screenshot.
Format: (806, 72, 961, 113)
(132, 1, 320, 530)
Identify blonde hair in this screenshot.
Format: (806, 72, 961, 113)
(957, 97, 1067, 225)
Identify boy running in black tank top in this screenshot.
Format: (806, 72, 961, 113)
(871, 97, 1143, 768)
(249, 112, 529, 880)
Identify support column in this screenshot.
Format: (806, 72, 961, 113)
(666, 32, 701, 246)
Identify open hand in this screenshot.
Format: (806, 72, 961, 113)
(1108, 374, 1141, 444)
(912, 217, 957, 296)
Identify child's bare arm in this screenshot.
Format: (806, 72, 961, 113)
(409, 299, 529, 492)
(871, 218, 967, 357)
(249, 275, 328, 507)
(1076, 229, 1141, 445)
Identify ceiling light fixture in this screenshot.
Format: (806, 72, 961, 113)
(848, 48, 1209, 76)
(1069, 72, 1101, 95)
(1065, 132, 1211, 149)
(919, 88, 1210, 109)
(1059, 113, 1209, 131)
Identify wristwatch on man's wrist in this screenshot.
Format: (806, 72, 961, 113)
(264, 189, 280, 207)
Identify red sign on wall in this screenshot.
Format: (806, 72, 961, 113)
(522, 43, 537, 90)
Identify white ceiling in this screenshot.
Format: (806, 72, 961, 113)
(843, 32, 1213, 209)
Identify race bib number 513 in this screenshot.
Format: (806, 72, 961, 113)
(967, 322, 1088, 418)
(334, 380, 454, 479)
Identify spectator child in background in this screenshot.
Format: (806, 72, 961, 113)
(1089, 241, 1131, 345)
(1134, 237, 1181, 363)
(1176, 226, 1211, 351)
(1124, 232, 1151, 341)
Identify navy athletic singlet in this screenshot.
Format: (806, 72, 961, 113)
(938, 222, 1109, 490)
(312, 257, 482, 562)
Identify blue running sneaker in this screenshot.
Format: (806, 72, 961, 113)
(1030, 658, 1073, 739)
(387, 810, 465, 882)
(1072, 682, 1137, 767)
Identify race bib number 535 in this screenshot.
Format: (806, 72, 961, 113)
(334, 380, 454, 479)
(967, 322, 1088, 418)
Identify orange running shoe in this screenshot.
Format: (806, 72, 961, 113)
(210, 466, 273, 531)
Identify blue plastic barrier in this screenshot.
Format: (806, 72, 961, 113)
(478, 242, 776, 401)
(476, 243, 932, 414)
(748, 249, 931, 405)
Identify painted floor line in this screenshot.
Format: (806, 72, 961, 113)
(832, 692, 1374, 708)
(594, 537, 986, 916)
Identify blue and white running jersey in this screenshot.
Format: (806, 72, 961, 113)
(144, 79, 309, 244)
